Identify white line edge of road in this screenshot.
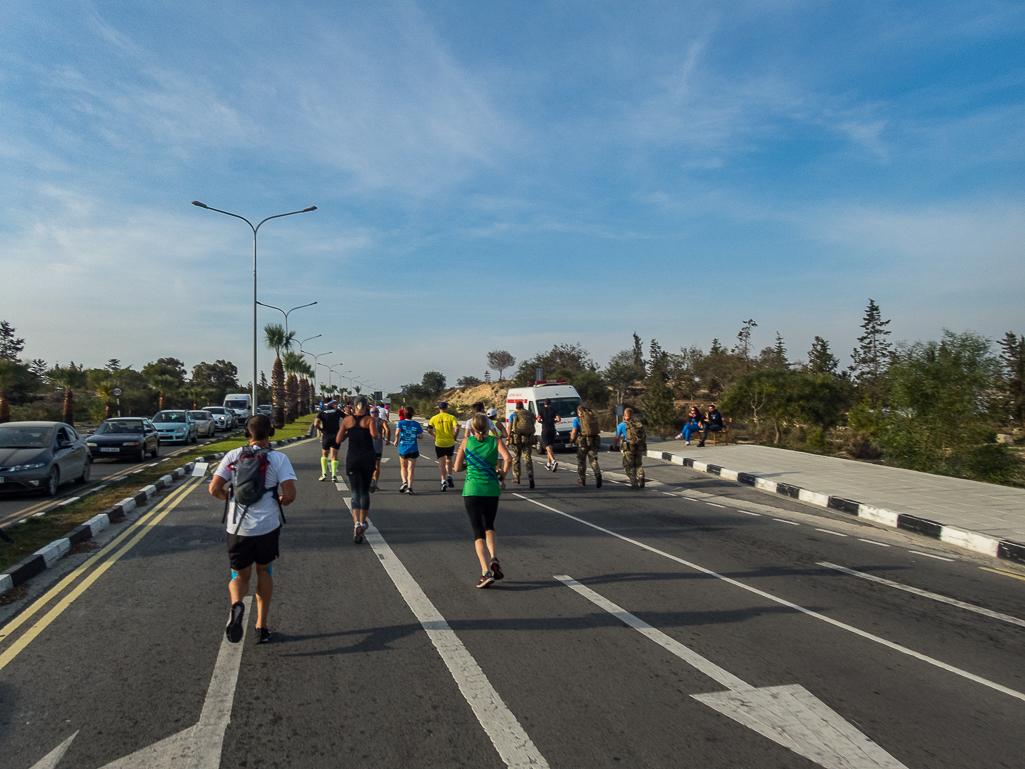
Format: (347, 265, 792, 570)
(363, 520, 550, 769)
(818, 562, 1025, 629)
(512, 493, 1025, 704)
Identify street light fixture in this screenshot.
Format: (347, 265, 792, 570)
(192, 200, 317, 413)
(298, 334, 322, 353)
(255, 301, 318, 337)
(303, 350, 332, 396)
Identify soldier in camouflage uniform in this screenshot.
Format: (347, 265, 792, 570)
(570, 405, 603, 488)
(613, 407, 646, 490)
(508, 401, 535, 489)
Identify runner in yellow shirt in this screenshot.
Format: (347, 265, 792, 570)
(428, 401, 460, 492)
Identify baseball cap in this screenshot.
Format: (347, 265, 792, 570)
(438, 401, 448, 409)
(487, 408, 498, 418)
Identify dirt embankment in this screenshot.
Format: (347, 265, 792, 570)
(437, 382, 511, 416)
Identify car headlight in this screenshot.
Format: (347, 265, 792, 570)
(87, 442, 97, 447)
(6, 462, 47, 471)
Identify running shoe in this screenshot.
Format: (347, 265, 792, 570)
(354, 524, 363, 544)
(399, 482, 408, 493)
(684, 440, 691, 446)
(405, 487, 414, 495)
(370, 479, 378, 493)
(544, 461, 551, 471)
(318, 473, 328, 482)
(446, 474, 454, 488)
(225, 601, 245, 644)
(332, 475, 340, 483)
(440, 481, 447, 492)
(257, 627, 273, 644)
(528, 477, 535, 489)
(552, 461, 558, 472)
(500, 478, 506, 490)
(596, 474, 603, 489)
(477, 571, 495, 589)
(490, 558, 504, 581)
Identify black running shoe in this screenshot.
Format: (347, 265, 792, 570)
(596, 474, 603, 489)
(477, 571, 495, 589)
(225, 601, 245, 644)
(490, 558, 504, 581)
(257, 627, 273, 644)
(446, 474, 454, 488)
(354, 524, 363, 545)
(529, 477, 535, 489)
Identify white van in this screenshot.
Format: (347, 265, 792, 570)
(223, 393, 253, 422)
(505, 381, 582, 451)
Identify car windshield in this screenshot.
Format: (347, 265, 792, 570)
(96, 420, 144, 434)
(544, 397, 582, 419)
(0, 426, 54, 448)
(153, 412, 186, 423)
(205, 407, 225, 414)
(189, 412, 210, 420)
(225, 400, 247, 409)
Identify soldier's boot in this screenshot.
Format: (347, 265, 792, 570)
(595, 472, 603, 489)
(578, 474, 586, 486)
(528, 474, 535, 489)
(638, 469, 645, 489)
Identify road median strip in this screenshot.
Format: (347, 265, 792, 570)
(646, 447, 1025, 567)
(0, 434, 311, 598)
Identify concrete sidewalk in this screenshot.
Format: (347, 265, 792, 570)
(642, 441, 1025, 564)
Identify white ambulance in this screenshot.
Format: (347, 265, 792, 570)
(504, 380, 582, 451)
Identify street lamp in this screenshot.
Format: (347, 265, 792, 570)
(298, 334, 321, 354)
(256, 301, 318, 337)
(192, 200, 317, 413)
(303, 350, 332, 397)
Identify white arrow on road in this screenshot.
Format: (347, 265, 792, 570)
(555, 576, 907, 769)
(29, 596, 251, 769)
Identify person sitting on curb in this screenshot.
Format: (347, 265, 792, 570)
(674, 405, 703, 445)
(699, 404, 725, 447)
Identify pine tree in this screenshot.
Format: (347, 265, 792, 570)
(998, 332, 1025, 427)
(632, 332, 646, 375)
(648, 339, 668, 381)
(642, 368, 677, 438)
(0, 321, 25, 362)
(849, 299, 893, 405)
(807, 336, 839, 375)
(733, 319, 758, 358)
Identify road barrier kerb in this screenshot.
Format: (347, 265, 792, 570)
(649, 448, 1025, 566)
(0, 460, 198, 596)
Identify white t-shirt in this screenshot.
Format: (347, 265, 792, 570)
(464, 416, 497, 433)
(215, 447, 297, 536)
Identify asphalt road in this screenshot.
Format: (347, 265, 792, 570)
(2, 437, 1024, 768)
(0, 434, 231, 529)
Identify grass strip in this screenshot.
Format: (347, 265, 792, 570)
(0, 416, 315, 574)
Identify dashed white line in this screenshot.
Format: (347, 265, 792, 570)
(364, 521, 550, 768)
(815, 528, 848, 537)
(774, 519, 800, 526)
(908, 550, 955, 562)
(859, 538, 890, 547)
(820, 562, 1025, 628)
(737, 510, 761, 517)
(705, 502, 726, 509)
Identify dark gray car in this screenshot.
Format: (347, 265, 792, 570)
(0, 421, 91, 496)
(86, 418, 160, 461)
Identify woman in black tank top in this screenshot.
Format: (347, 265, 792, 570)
(336, 398, 381, 544)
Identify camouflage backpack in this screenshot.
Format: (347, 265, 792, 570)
(624, 419, 647, 452)
(578, 408, 601, 448)
(512, 410, 536, 443)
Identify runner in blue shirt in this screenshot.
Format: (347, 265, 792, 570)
(396, 407, 424, 494)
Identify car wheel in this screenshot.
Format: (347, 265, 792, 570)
(76, 459, 92, 484)
(151, 443, 159, 458)
(137, 446, 147, 462)
(44, 467, 60, 497)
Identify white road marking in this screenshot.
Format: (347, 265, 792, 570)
(380, 456, 390, 463)
(705, 502, 725, 508)
(33, 596, 253, 769)
(557, 576, 908, 769)
(774, 519, 800, 526)
(908, 550, 954, 562)
(335, 480, 350, 492)
(815, 528, 848, 537)
(364, 521, 549, 768)
(859, 539, 890, 547)
(738, 510, 761, 517)
(820, 562, 1025, 628)
(515, 494, 1025, 703)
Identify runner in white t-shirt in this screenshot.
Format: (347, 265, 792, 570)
(209, 415, 297, 645)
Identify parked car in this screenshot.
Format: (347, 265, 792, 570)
(202, 406, 236, 431)
(256, 404, 272, 417)
(0, 421, 91, 497)
(189, 410, 217, 438)
(86, 418, 160, 461)
(151, 410, 198, 444)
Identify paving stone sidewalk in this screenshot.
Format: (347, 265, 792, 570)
(651, 442, 1025, 544)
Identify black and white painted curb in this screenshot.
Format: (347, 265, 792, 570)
(0, 434, 310, 597)
(648, 448, 1025, 567)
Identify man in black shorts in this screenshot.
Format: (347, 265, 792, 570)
(537, 398, 560, 472)
(209, 414, 297, 644)
(314, 399, 343, 481)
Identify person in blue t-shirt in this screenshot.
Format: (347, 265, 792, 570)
(396, 407, 424, 494)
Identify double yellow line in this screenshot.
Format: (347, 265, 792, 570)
(0, 477, 204, 673)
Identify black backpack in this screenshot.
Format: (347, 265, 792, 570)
(222, 446, 285, 534)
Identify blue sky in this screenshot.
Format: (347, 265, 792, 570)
(1, 1, 1023, 394)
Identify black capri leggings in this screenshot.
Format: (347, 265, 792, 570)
(464, 495, 499, 541)
(347, 462, 374, 511)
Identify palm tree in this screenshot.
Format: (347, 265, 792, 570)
(281, 350, 303, 423)
(47, 363, 88, 426)
(148, 374, 179, 410)
(265, 323, 295, 429)
(94, 377, 117, 419)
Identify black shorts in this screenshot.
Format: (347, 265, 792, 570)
(435, 445, 454, 458)
(322, 437, 340, 451)
(540, 429, 558, 449)
(227, 526, 281, 571)
(400, 451, 420, 460)
(375, 451, 382, 460)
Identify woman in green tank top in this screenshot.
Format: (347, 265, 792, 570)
(454, 413, 512, 588)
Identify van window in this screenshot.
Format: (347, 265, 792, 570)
(542, 397, 581, 419)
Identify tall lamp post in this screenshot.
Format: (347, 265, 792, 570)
(304, 350, 333, 398)
(256, 301, 318, 337)
(192, 200, 316, 413)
